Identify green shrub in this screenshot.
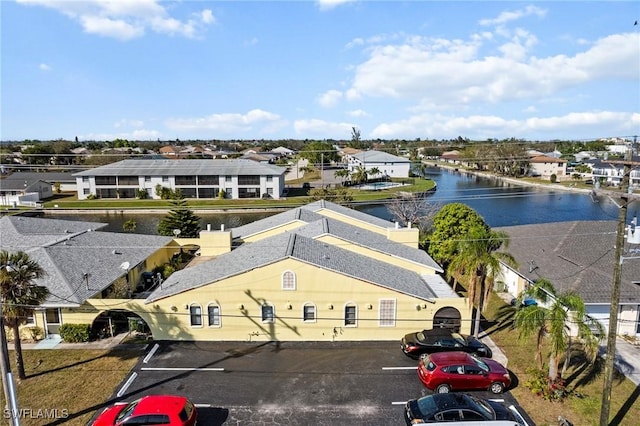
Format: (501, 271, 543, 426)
(550, 173, 557, 183)
(25, 326, 44, 341)
(59, 324, 91, 343)
(524, 367, 583, 401)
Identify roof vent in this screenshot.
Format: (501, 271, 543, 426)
(112, 249, 121, 255)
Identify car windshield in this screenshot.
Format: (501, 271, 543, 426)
(471, 356, 490, 372)
(465, 395, 495, 418)
(451, 333, 466, 346)
(415, 396, 439, 417)
(115, 400, 140, 422)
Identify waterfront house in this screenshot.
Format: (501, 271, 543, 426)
(73, 158, 287, 200)
(528, 155, 567, 179)
(345, 150, 412, 179)
(494, 220, 640, 337)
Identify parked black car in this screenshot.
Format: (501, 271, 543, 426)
(401, 329, 492, 359)
(404, 393, 527, 425)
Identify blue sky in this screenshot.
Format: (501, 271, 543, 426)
(2, 0, 639, 142)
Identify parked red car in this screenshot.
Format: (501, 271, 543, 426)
(92, 395, 197, 426)
(418, 351, 511, 394)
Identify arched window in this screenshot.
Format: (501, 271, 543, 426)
(344, 303, 357, 327)
(302, 303, 316, 323)
(208, 304, 221, 327)
(189, 304, 203, 327)
(262, 303, 275, 323)
(282, 270, 296, 290)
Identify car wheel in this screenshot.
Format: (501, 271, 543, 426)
(436, 384, 451, 393)
(489, 382, 505, 394)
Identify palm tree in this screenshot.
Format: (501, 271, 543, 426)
(447, 226, 517, 337)
(368, 167, 381, 180)
(513, 278, 603, 381)
(333, 168, 350, 185)
(0, 250, 48, 380)
(351, 165, 369, 185)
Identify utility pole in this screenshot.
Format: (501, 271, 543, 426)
(599, 138, 638, 426)
(0, 299, 20, 425)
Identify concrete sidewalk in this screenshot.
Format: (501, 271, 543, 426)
(8, 332, 135, 351)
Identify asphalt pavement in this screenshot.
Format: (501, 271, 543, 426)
(84, 340, 532, 426)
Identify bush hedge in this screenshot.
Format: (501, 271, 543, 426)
(59, 324, 91, 343)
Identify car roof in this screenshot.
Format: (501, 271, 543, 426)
(133, 395, 189, 416)
(426, 393, 476, 409)
(428, 351, 475, 363)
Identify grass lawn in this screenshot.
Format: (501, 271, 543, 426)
(0, 348, 140, 426)
(482, 293, 640, 426)
(40, 177, 436, 210)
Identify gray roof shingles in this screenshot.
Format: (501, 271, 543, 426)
(1, 216, 172, 306)
(495, 221, 640, 305)
(147, 232, 438, 303)
(72, 159, 286, 177)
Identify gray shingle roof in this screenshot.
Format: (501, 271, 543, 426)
(147, 232, 438, 303)
(293, 217, 443, 272)
(72, 159, 286, 177)
(231, 208, 323, 240)
(495, 221, 640, 305)
(303, 200, 396, 229)
(1, 216, 172, 306)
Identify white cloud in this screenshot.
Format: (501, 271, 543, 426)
(316, 0, 355, 12)
(370, 111, 639, 140)
(200, 10, 215, 25)
(81, 129, 161, 141)
(347, 109, 368, 118)
(114, 119, 144, 129)
(244, 37, 258, 47)
(16, 0, 214, 40)
(165, 109, 284, 134)
(317, 90, 343, 108)
(39, 63, 51, 71)
(346, 30, 640, 108)
(479, 5, 546, 27)
(294, 119, 354, 138)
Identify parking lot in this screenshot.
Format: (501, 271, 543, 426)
(101, 341, 532, 425)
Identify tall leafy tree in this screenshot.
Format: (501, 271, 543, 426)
(157, 193, 202, 238)
(427, 203, 488, 267)
(447, 226, 517, 337)
(513, 279, 604, 381)
(0, 250, 48, 380)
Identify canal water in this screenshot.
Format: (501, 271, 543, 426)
(50, 169, 626, 234)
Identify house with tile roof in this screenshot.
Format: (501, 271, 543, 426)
(494, 221, 640, 337)
(528, 155, 567, 179)
(73, 158, 287, 200)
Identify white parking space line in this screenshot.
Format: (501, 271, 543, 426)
(391, 401, 407, 405)
(140, 367, 225, 371)
(381, 366, 417, 370)
(142, 343, 159, 364)
(194, 404, 212, 408)
(117, 372, 138, 397)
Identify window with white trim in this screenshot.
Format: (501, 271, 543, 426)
(344, 304, 357, 327)
(190, 304, 202, 326)
(24, 310, 35, 326)
(379, 299, 396, 327)
(262, 304, 275, 323)
(208, 304, 221, 327)
(303, 304, 316, 322)
(282, 271, 296, 290)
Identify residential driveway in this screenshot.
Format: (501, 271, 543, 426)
(98, 341, 533, 425)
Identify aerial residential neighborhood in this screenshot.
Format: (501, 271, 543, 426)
(2, 1, 640, 425)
